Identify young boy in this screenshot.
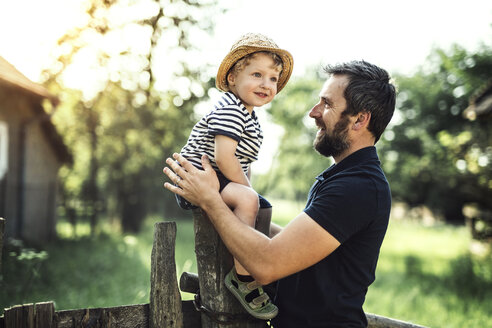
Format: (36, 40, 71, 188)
(175, 33, 293, 320)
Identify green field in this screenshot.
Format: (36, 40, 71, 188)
(1, 203, 491, 327)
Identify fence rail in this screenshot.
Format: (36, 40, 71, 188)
(0, 216, 427, 328)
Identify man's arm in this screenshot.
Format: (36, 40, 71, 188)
(164, 153, 340, 285)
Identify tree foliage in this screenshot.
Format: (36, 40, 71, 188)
(259, 42, 492, 224)
(379, 43, 492, 223)
(46, 0, 221, 233)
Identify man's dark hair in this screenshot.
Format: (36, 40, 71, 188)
(324, 60, 396, 143)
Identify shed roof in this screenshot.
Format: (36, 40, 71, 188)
(0, 56, 58, 103)
(0, 56, 72, 164)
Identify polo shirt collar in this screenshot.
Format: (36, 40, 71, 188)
(317, 146, 379, 180)
(223, 92, 256, 118)
(224, 91, 242, 105)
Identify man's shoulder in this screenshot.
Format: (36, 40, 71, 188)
(333, 153, 388, 189)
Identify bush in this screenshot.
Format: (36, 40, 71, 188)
(0, 238, 48, 302)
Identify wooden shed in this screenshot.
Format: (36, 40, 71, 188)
(0, 56, 72, 244)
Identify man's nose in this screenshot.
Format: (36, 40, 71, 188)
(309, 104, 321, 118)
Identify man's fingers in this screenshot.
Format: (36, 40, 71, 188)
(165, 157, 181, 172)
(164, 181, 183, 195)
(172, 153, 196, 172)
(165, 157, 188, 180)
(163, 165, 182, 184)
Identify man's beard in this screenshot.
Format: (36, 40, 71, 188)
(314, 116, 351, 158)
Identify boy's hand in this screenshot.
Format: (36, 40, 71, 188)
(163, 153, 221, 207)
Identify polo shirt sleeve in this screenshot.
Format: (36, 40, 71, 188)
(207, 106, 246, 142)
(304, 176, 377, 244)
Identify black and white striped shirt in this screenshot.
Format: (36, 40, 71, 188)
(180, 92, 263, 174)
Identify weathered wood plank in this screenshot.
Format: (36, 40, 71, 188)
(56, 304, 149, 328)
(0, 303, 428, 328)
(4, 304, 34, 328)
(179, 270, 429, 328)
(193, 209, 266, 328)
(34, 302, 54, 328)
(367, 313, 427, 328)
(1, 302, 202, 328)
(150, 221, 183, 328)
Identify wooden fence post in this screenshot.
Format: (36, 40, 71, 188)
(150, 221, 183, 328)
(192, 209, 266, 328)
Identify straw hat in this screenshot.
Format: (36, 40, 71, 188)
(216, 33, 294, 93)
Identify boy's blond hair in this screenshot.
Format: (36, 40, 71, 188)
(227, 51, 284, 82)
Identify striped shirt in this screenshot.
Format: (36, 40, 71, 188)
(180, 92, 263, 175)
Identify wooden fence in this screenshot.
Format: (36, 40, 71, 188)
(0, 214, 427, 328)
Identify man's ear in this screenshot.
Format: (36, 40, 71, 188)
(353, 111, 371, 130)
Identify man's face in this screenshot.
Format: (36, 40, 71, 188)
(309, 75, 351, 159)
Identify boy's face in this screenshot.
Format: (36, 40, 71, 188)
(227, 53, 281, 112)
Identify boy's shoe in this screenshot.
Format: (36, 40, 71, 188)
(224, 269, 278, 320)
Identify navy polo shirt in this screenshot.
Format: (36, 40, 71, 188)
(272, 146, 391, 328)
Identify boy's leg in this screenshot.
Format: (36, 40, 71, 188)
(220, 182, 259, 276)
(255, 195, 272, 237)
(255, 207, 271, 236)
(221, 183, 278, 320)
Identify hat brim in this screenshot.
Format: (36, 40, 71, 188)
(216, 45, 294, 94)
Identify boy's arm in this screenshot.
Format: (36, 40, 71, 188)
(214, 135, 250, 187)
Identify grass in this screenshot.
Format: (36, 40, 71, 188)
(365, 220, 492, 327)
(1, 202, 492, 327)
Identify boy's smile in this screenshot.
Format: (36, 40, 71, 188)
(227, 53, 281, 113)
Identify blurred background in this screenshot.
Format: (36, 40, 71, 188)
(0, 0, 491, 327)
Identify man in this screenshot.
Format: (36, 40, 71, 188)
(163, 60, 396, 327)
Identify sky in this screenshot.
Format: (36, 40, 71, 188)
(1, 0, 491, 171)
(209, 0, 492, 76)
(1, 0, 491, 81)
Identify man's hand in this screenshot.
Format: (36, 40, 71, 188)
(163, 153, 221, 208)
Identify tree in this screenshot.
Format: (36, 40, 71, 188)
(45, 0, 222, 233)
(258, 42, 492, 226)
(379, 42, 492, 223)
